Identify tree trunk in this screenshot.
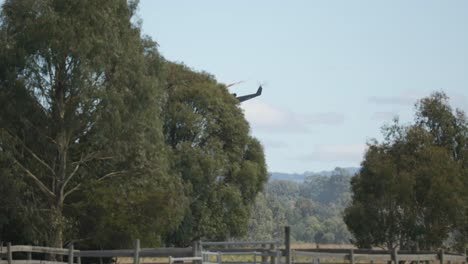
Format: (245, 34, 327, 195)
(51, 61, 67, 251)
(51, 207, 64, 247)
(49, 203, 64, 260)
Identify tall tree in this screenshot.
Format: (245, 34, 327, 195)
(0, 0, 185, 248)
(344, 92, 468, 250)
(162, 62, 268, 246)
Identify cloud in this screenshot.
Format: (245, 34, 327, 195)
(241, 101, 345, 133)
(299, 144, 367, 163)
(301, 112, 345, 125)
(369, 91, 468, 114)
(371, 111, 398, 121)
(368, 91, 422, 106)
(260, 138, 288, 149)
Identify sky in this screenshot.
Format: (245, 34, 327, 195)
(138, 1, 468, 173)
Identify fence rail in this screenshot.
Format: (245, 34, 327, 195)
(1, 227, 467, 264)
(0, 241, 194, 264)
(201, 242, 281, 247)
(292, 248, 467, 264)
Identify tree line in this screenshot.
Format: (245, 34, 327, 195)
(0, 0, 267, 249)
(245, 168, 353, 244)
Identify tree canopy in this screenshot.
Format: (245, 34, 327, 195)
(344, 92, 468, 250)
(162, 62, 267, 246)
(0, 0, 267, 248)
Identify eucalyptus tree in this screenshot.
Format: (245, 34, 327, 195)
(162, 62, 268, 246)
(345, 92, 468, 250)
(0, 0, 185, 248)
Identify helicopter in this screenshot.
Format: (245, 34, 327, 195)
(227, 81, 263, 102)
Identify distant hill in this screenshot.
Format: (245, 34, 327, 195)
(269, 167, 359, 182)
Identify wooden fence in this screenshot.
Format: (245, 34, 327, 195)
(292, 249, 467, 264)
(0, 227, 466, 264)
(0, 240, 197, 264)
(200, 241, 281, 264)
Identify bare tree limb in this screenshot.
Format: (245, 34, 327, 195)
(70, 152, 113, 165)
(98, 170, 128, 182)
(4, 128, 56, 177)
(13, 159, 55, 198)
(21, 139, 55, 176)
(63, 182, 81, 201)
(61, 162, 80, 195)
(61, 154, 120, 201)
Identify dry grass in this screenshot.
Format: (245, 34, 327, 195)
(115, 244, 356, 264)
(291, 243, 356, 250)
(116, 257, 168, 264)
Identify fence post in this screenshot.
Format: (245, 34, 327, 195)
(7, 242, 12, 264)
(393, 248, 398, 264)
(261, 244, 267, 264)
(0, 242, 3, 261)
(192, 240, 201, 264)
(68, 243, 74, 264)
(439, 249, 444, 264)
(463, 248, 467, 264)
(350, 249, 355, 264)
(133, 239, 140, 264)
(285, 226, 291, 264)
(270, 243, 277, 264)
(276, 247, 282, 264)
(192, 241, 197, 257)
(216, 252, 222, 264)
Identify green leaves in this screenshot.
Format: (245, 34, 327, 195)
(161, 62, 267, 246)
(345, 92, 468, 250)
(0, 0, 185, 248)
(0, 0, 267, 248)
(247, 169, 353, 244)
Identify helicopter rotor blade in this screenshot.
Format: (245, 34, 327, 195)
(226, 80, 245, 88)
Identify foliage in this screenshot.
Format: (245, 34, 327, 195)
(0, 0, 267, 248)
(245, 168, 353, 244)
(0, 0, 185, 248)
(161, 62, 268, 246)
(344, 92, 468, 250)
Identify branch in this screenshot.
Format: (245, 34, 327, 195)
(63, 237, 92, 248)
(98, 170, 128, 182)
(190, 194, 202, 205)
(22, 139, 55, 176)
(61, 162, 80, 195)
(70, 152, 113, 165)
(62, 170, 127, 200)
(45, 50, 55, 89)
(4, 128, 56, 177)
(63, 237, 91, 248)
(63, 182, 81, 200)
(61, 154, 120, 201)
(13, 159, 55, 198)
